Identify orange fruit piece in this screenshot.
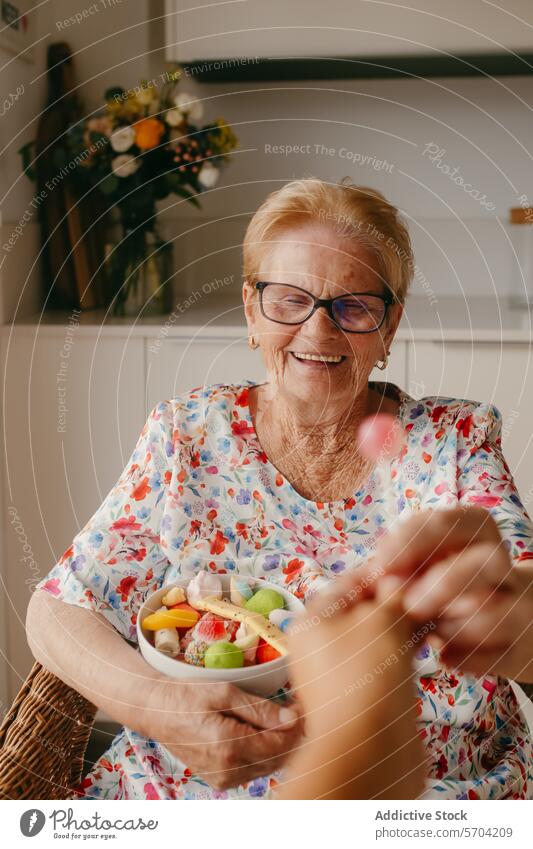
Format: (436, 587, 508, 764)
(142, 607, 199, 631)
(256, 638, 281, 664)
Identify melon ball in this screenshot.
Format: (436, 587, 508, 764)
(245, 587, 285, 618)
(204, 641, 244, 669)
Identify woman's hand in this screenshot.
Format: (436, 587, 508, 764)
(141, 677, 304, 791)
(358, 507, 533, 679)
(276, 574, 426, 799)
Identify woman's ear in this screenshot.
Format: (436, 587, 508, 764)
(384, 303, 403, 351)
(242, 278, 257, 328)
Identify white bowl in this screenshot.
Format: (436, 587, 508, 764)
(137, 575, 305, 696)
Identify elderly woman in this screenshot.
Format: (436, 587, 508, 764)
(27, 178, 533, 800)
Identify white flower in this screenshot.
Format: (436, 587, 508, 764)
(198, 162, 219, 188)
(110, 125, 136, 152)
(165, 107, 185, 127)
(174, 91, 204, 122)
(111, 154, 139, 178)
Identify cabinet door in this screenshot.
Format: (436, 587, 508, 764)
(371, 340, 407, 392)
(1, 332, 144, 700)
(145, 337, 267, 410)
(145, 336, 407, 409)
(407, 340, 533, 499)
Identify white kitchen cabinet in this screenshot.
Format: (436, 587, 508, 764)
(408, 339, 533, 499)
(0, 330, 145, 700)
(145, 336, 266, 410)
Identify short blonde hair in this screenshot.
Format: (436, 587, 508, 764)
(242, 177, 414, 304)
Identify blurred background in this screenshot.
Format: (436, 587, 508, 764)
(2, 0, 533, 747)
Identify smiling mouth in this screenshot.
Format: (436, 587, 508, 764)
(290, 352, 346, 364)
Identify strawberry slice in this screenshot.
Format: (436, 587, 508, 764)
(256, 638, 281, 664)
(193, 613, 239, 644)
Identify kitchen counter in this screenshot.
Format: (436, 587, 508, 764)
(4, 295, 533, 343)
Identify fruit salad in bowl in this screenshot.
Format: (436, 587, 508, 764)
(137, 573, 305, 696)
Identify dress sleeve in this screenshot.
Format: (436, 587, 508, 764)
(34, 400, 176, 641)
(455, 401, 533, 565)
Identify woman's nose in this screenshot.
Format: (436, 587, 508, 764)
(305, 304, 341, 336)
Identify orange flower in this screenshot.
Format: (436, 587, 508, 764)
(134, 117, 165, 150)
(210, 529, 229, 555)
(131, 476, 151, 501)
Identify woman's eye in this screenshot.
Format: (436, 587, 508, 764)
(342, 301, 367, 313)
(282, 296, 309, 306)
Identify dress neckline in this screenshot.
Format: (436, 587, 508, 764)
(239, 379, 412, 510)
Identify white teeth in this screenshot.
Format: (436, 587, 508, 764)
(292, 352, 343, 363)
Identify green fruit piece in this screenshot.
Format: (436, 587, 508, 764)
(245, 587, 285, 618)
(204, 641, 244, 669)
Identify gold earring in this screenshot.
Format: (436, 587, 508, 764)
(248, 335, 258, 350)
(375, 350, 390, 371)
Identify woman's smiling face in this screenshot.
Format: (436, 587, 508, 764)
(243, 223, 403, 410)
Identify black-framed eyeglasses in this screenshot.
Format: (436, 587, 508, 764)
(255, 281, 394, 334)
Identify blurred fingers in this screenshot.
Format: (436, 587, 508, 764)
(436, 594, 519, 650)
(402, 542, 515, 620)
(361, 507, 502, 585)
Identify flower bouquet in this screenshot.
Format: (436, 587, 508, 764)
(21, 67, 238, 316)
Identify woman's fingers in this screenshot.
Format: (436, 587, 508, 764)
(186, 715, 299, 791)
(156, 681, 302, 791)
(402, 542, 515, 620)
(217, 682, 302, 730)
(220, 712, 302, 787)
(168, 698, 303, 791)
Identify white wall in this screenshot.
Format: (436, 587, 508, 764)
(168, 0, 533, 61)
(153, 1, 533, 303)
(0, 4, 48, 321)
(156, 71, 533, 302)
(48, 0, 165, 111)
(2, 0, 533, 317)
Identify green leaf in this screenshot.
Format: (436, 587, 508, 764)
(100, 173, 120, 195)
(165, 172, 181, 190)
(173, 185, 201, 208)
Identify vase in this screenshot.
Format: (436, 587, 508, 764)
(105, 226, 174, 317)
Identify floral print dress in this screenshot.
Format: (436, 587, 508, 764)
(36, 380, 533, 800)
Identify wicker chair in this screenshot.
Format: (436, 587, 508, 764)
(0, 661, 96, 799)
